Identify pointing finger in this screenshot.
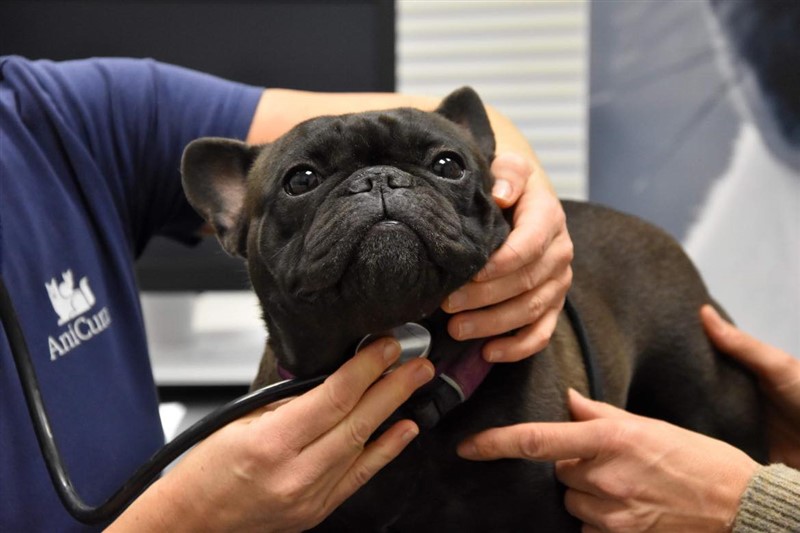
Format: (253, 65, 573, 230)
(457, 420, 606, 462)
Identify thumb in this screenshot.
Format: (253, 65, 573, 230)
(701, 305, 761, 362)
(490, 153, 530, 208)
(567, 388, 633, 422)
(700, 304, 795, 384)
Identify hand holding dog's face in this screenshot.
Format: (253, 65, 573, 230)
(182, 88, 509, 376)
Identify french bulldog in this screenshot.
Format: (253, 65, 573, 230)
(181, 87, 766, 532)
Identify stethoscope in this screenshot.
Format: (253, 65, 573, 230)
(0, 274, 431, 525)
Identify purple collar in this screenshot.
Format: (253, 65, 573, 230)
(431, 339, 493, 402)
(277, 337, 493, 429)
(404, 338, 492, 429)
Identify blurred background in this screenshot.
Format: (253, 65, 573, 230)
(2, 0, 796, 434)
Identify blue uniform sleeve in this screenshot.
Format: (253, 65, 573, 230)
(3, 57, 263, 255)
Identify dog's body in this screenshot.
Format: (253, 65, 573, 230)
(182, 88, 765, 532)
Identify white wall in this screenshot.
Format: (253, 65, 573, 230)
(396, 0, 589, 199)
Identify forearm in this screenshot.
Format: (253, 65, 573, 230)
(245, 88, 438, 143)
(245, 88, 550, 191)
(105, 475, 197, 532)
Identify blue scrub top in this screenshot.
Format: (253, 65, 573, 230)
(0, 56, 262, 531)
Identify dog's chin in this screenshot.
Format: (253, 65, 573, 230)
(292, 221, 447, 323)
(345, 221, 444, 312)
(354, 221, 424, 281)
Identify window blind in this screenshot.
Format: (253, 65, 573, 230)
(396, 0, 588, 199)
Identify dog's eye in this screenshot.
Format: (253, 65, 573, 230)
(284, 167, 323, 195)
(431, 153, 465, 180)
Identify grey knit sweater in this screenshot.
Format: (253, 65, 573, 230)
(733, 464, 800, 532)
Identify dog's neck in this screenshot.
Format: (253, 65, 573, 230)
(263, 294, 459, 376)
(275, 320, 435, 381)
(273, 312, 495, 430)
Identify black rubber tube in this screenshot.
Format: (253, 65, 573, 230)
(0, 274, 324, 524)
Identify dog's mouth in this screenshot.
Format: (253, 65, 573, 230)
(292, 214, 438, 307)
(373, 219, 402, 228)
(367, 218, 404, 232)
(363, 218, 423, 244)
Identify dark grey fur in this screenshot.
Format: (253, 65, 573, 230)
(181, 87, 765, 532)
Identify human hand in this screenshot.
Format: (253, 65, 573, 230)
(458, 388, 759, 532)
(442, 153, 574, 363)
(702, 304, 800, 469)
(111, 339, 434, 533)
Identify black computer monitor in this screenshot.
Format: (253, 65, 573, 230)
(1, 0, 396, 291)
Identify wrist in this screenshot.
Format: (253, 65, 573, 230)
(106, 471, 209, 532)
(717, 457, 760, 531)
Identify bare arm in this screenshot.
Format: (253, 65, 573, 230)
(246, 89, 546, 189)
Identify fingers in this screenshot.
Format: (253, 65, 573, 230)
(555, 459, 609, 499)
(230, 343, 432, 531)
(490, 153, 530, 208)
(270, 338, 402, 449)
(475, 179, 570, 283)
(296, 357, 433, 520)
(458, 390, 640, 462)
(443, 237, 573, 314)
(442, 170, 573, 361)
(302, 357, 433, 467)
(324, 419, 420, 513)
(563, 489, 635, 532)
(701, 305, 798, 386)
(443, 241, 572, 362)
(445, 277, 568, 361)
(457, 420, 606, 462)
(567, 388, 632, 422)
(480, 306, 562, 362)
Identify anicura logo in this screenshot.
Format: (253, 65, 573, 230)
(45, 270, 112, 361)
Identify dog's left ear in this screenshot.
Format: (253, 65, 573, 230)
(181, 137, 260, 258)
(435, 86, 496, 161)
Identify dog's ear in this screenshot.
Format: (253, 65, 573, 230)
(435, 86, 496, 161)
(181, 137, 259, 258)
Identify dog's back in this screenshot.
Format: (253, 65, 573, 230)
(564, 201, 764, 454)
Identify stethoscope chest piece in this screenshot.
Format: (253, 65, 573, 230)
(355, 322, 432, 372)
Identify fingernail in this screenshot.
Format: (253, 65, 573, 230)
(457, 441, 477, 459)
(485, 350, 504, 363)
(448, 289, 467, 311)
(567, 388, 586, 401)
(383, 339, 401, 363)
(401, 427, 419, 443)
(414, 362, 435, 386)
(492, 179, 512, 201)
(705, 306, 726, 328)
(458, 321, 475, 339)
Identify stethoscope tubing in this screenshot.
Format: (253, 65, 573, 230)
(0, 274, 323, 524)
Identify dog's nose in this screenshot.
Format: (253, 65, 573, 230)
(347, 167, 412, 194)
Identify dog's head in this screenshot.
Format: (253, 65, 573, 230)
(182, 87, 509, 377)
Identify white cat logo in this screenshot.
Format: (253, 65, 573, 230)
(45, 270, 96, 326)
